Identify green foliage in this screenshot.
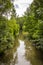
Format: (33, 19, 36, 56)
(0, 0, 12, 15)
(8, 18, 19, 37)
(0, 17, 19, 52)
(0, 0, 16, 18)
(23, 0, 43, 50)
(0, 0, 19, 53)
(16, 17, 25, 32)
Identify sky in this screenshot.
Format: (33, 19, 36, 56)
(14, 0, 33, 17)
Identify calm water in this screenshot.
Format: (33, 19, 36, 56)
(0, 35, 43, 65)
(15, 40, 31, 65)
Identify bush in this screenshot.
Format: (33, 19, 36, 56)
(0, 17, 19, 52)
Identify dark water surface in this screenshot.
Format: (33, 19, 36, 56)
(0, 34, 43, 65)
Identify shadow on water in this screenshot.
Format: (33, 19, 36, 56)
(0, 34, 43, 65)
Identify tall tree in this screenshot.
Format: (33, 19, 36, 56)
(24, 0, 43, 50)
(0, 0, 16, 18)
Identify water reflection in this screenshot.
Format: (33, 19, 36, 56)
(25, 40, 43, 65)
(0, 50, 17, 65)
(15, 40, 32, 65)
(0, 34, 43, 65)
(0, 39, 19, 65)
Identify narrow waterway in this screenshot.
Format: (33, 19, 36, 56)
(0, 34, 43, 65)
(15, 39, 31, 65)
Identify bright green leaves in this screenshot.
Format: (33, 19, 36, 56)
(0, 0, 19, 53)
(0, 17, 19, 52)
(23, 0, 43, 50)
(8, 18, 19, 37)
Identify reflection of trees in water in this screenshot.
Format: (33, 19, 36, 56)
(25, 40, 43, 65)
(0, 49, 18, 65)
(0, 41, 19, 65)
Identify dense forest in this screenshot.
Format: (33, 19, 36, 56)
(0, 0, 43, 54)
(23, 0, 43, 50)
(0, 0, 19, 53)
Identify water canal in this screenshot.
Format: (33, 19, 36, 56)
(0, 34, 43, 65)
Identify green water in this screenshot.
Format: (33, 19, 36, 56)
(0, 34, 43, 65)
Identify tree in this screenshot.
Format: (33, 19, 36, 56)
(23, 0, 43, 50)
(0, 0, 19, 53)
(0, 0, 16, 18)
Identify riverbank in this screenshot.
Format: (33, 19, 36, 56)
(0, 34, 43, 65)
